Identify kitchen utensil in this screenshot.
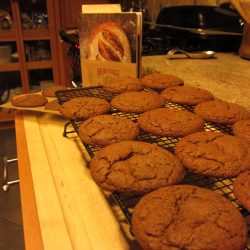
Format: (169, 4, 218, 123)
(166, 49, 215, 59)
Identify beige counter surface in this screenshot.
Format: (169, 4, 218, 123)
(142, 53, 250, 109)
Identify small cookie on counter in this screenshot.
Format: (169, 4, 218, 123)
(44, 99, 61, 111)
(111, 91, 165, 114)
(78, 115, 139, 147)
(194, 100, 250, 124)
(102, 77, 144, 94)
(141, 73, 184, 90)
(90, 141, 184, 194)
(175, 131, 250, 178)
(160, 85, 214, 105)
(233, 171, 250, 212)
(12, 94, 48, 107)
(232, 119, 250, 143)
(137, 108, 204, 137)
(132, 185, 248, 250)
(59, 97, 110, 121)
(42, 84, 67, 97)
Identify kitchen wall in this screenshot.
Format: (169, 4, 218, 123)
(144, 0, 230, 25)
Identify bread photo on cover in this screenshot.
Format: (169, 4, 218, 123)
(88, 22, 131, 63)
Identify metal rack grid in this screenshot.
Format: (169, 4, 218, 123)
(56, 86, 250, 249)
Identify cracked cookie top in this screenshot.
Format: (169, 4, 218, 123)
(102, 77, 144, 94)
(175, 131, 250, 178)
(232, 119, 250, 143)
(90, 141, 184, 194)
(111, 91, 166, 113)
(160, 85, 214, 105)
(132, 185, 247, 250)
(59, 97, 110, 121)
(137, 108, 204, 137)
(194, 100, 250, 124)
(233, 171, 250, 212)
(141, 73, 184, 90)
(78, 115, 139, 147)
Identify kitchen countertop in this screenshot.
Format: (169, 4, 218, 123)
(142, 53, 250, 109)
(15, 53, 250, 250)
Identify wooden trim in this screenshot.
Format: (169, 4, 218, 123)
(27, 60, 52, 70)
(0, 62, 20, 72)
(22, 29, 50, 40)
(0, 30, 16, 41)
(11, 0, 30, 93)
(46, 0, 61, 85)
(15, 112, 44, 250)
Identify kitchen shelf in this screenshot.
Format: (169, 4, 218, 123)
(27, 60, 52, 70)
(22, 29, 50, 41)
(0, 30, 16, 42)
(0, 62, 20, 72)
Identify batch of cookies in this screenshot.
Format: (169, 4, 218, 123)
(13, 73, 250, 249)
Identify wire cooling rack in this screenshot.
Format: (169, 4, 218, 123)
(56, 86, 250, 249)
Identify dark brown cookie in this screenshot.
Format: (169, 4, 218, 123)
(175, 131, 250, 178)
(12, 94, 48, 107)
(102, 77, 144, 94)
(194, 100, 250, 124)
(90, 141, 184, 194)
(232, 119, 250, 143)
(160, 85, 214, 105)
(41, 85, 67, 97)
(132, 185, 248, 250)
(59, 97, 110, 121)
(137, 108, 204, 137)
(141, 73, 184, 90)
(233, 171, 250, 212)
(111, 91, 166, 114)
(78, 115, 139, 147)
(44, 99, 61, 111)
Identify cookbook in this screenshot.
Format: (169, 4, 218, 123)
(79, 4, 142, 86)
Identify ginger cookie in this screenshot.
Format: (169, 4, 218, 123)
(42, 84, 67, 97)
(132, 185, 247, 250)
(233, 171, 250, 212)
(175, 131, 250, 178)
(141, 73, 184, 90)
(102, 77, 144, 94)
(90, 141, 184, 194)
(59, 97, 110, 121)
(194, 100, 250, 124)
(12, 94, 48, 107)
(44, 99, 61, 111)
(232, 119, 250, 143)
(160, 85, 214, 105)
(111, 91, 166, 114)
(137, 108, 204, 137)
(78, 115, 139, 147)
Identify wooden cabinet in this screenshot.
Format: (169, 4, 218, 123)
(0, 0, 62, 93)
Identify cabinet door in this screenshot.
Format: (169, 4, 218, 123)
(17, 0, 61, 91)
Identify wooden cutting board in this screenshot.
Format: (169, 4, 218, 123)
(20, 111, 134, 250)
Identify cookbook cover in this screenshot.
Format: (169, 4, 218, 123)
(79, 10, 141, 86)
